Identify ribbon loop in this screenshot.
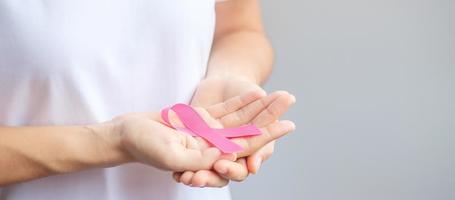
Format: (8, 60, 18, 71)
(161, 103, 262, 153)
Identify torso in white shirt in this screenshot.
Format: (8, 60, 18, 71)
(0, 0, 230, 199)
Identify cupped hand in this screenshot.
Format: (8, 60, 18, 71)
(110, 112, 222, 172)
(174, 76, 296, 187)
(110, 91, 294, 174)
(192, 76, 276, 173)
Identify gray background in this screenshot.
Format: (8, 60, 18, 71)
(231, 0, 455, 200)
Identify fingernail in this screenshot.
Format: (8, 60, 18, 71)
(282, 120, 296, 131)
(290, 95, 296, 103)
(220, 153, 236, 161)
(254, 158, 262, 173)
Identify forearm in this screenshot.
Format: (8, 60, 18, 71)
(0, 124, 130, 186)
(207, 30, 274, 84)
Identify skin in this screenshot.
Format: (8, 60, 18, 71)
(0, 91, 295, 186)
(174, 0, 283, 187)
(177, 90, 295, 187)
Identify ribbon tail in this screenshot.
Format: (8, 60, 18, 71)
(215, 125, 262, 138)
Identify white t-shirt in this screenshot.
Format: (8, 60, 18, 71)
(0, 1, 231, 199)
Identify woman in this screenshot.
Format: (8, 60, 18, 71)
(0, 0, 296, 199)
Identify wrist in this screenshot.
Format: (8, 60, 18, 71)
(85, 122, 134, 167)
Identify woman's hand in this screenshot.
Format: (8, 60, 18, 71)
(110, 91, 294, 173)
(173, 76, 295, 187)
(110, 112, 223, 172)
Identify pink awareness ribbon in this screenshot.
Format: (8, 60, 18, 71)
(161, 103, 262, 153)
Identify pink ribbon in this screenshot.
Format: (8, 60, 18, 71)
(161, 103, 262, 153)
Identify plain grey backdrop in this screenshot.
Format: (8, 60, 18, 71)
(230, 0, 454, 200)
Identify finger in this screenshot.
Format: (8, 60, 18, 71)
(252, 91, 296, 127)
(213, 158, 249, 182)
(234, 120, 295, 158)
(173, 172, 183, 182)
(246, 141, 275, 174)
(217, 91, 285, 127)
(190, 170, 229, 187)
(206, 90, 265, 119)
(179, 171, 195, 185)
(193, 108, 224, 129)
(169, 146, 222, 171)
